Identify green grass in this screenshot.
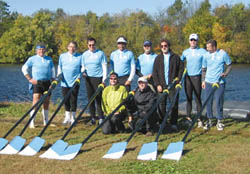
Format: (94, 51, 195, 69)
(0, 102, 250, 174)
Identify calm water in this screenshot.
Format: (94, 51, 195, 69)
(0, 64, 250, 110)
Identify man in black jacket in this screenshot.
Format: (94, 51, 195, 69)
(129, 77, 158, 136)
(152, 39, 184, 131)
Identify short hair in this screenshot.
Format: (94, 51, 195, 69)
(68, 41, 78, 48)
(87, 37, 96, 44)
(160, 38, 171, 47)
(206, 39, 217, 48)
(109, 72, 118, 78)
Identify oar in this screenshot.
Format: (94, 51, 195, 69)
(102, 79, 178, 160)
(162, 82, 220, 161)
(39, 84, 105, 159)
(0, 79, 60, 155)
(18, 79, 81, 156)
(137, 70, 187, 160)
(46, 92, 135, 160)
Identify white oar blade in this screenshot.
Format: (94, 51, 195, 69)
(19, 137, 45, 156)
(137, 142, 157, 161)
(54, 143, 82, 160)
(103, 142, 127, 159)
(0, 138, 8, 150)
(162, 141, 184, 161)
(0, 136, 26, 155)
(39, 140, 68, 159)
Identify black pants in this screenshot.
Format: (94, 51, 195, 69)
(102, 113, 126, 134)
(85, 76, 103, 119)
(118, 75, 130, 91)
(134, 111, 158, 133)
(184, 75, 202, 117)
(158, 88, 179, 125)
(62, 85, 80, 112)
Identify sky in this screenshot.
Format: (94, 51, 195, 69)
(5, 0, 250, 17)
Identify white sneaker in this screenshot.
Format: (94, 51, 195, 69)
(62, 111, 71, 125)
(29, 120, 35, 129)
(216, 120, 224, 131)
(197, 120, 203, 128)
(203, 119, 212, 130)
(70, 118, 75, 125)
(99, 119, 103, 125)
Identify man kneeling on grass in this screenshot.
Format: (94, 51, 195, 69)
(129, 77, 158, 136)
(101, 72, 130, 134)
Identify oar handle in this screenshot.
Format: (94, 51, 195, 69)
(182, 82, 220, 142)
(38, 79, 81, 137)
(18, 80, 59, 136)
(81, 93, 134, 145)
(61, 84, 105, 140)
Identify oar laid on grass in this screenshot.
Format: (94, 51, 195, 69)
(0, 79, 60, 155)
(18, 79, 81, 156)
(46, 92, 135, 160)
(137, 70, 187, 161)
(161, 82, 220, 161)
(39, 84, 105, 159)
(102, 79, 178, 160)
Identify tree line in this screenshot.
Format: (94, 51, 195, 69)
(0, 0, 249, 64)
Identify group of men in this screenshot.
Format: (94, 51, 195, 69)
(22, 33, 232, 135)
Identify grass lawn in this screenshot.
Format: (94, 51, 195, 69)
(0, 102, 250, 174)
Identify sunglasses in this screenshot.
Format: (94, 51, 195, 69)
(161, 44, 168, 48)
(88, 44, 95, 47)
(190, 39, 197, 41)
(110, 78, 117, 80)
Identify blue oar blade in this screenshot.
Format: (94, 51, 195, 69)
(137, 142, 157, 161)
(0, 138, 8, 150)
(162, 141, 184, 161)
(103, 142, 127, 159)
(53, 143, 82, 160)
(0, 136, 26, 154)
(39, 140, 68, 159)
(19, 137, 45, 156)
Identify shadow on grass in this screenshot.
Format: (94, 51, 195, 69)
(0, 103, 10, 108)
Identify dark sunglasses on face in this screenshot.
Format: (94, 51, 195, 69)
(161, 44, 168, 48)
(88, 44, 95, 47)
(190, 39, 197, 42)
(110, 78, 117, 80)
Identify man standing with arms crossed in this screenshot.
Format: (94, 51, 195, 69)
(202, 39, 232, 131)
(82, 37, 108, 125)
(22, 44, 55, 128)
(181, 34, 207, 127)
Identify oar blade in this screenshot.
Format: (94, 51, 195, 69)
(19, 136, 45, 156)
(137, 142, 157, 161)
(162, 141, 184, 161)
(54, 143, 82, 160)
(103, 142, 127, 159)
(0, 136, 26, 154)
(0, 138, 8, 150)
(39, 140, 68, 159)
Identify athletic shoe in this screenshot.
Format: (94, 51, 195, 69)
(99, 119, 103, 125)
(203, 119, 212, 130)
(216, 120, 224, 131)
(145, 131, 153, 136)
(62, 119, 70, 126)
(197, 120, 203, 128)
(29, 121, 35, 129)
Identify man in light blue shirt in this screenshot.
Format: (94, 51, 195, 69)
(58, 41, 82, 125)
(82, 37, 108, 125)
(136, 40, 157, 92)
(110, 36, 136, 91)
(202, 39, 232, 131)
(22, 44, 55, 128)
(181, 33, 207, 127)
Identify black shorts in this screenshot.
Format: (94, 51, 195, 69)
(33, 80, 51, 94)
